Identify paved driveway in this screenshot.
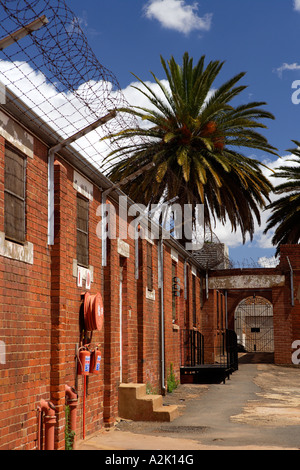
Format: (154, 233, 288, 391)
(77, 361, 300, 450)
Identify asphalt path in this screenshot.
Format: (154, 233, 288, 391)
(77, 359, 300, 451)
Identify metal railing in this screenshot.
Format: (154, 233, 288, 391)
(226, 329, 238, 371)
(180, 329, 204, 367)
(181, 329, 238, 371)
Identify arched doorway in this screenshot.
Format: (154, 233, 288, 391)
(235, 295, 274, 353)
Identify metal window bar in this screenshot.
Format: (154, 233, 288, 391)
(181, 329, 204, 367)
(235, 296, 273, 353)
(147, 242, 153, 291)
(192, 276, 196, 325)
(172, 263, 176, 322)
(76, 195, 89, 268)
(4, 145, 26, 244)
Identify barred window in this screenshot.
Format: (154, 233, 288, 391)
(172, 262, 177, 322)
(77, 195, 89, 267)
(192, 274, 196, 325)
(4, 145, 26, 244)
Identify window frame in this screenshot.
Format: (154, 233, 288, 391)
(76, 194, 89, 268)
(146, 241, 153, 291)
(4, 143, 27, 245)
(172, 261, 177, 323)
(192, 274, 196, 326)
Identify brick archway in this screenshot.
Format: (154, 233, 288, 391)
(205, 244, 300, 366)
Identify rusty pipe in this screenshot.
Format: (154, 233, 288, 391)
(65, 385, 78, 449)
(39, 399, 56, 451)
(37, 407, 43, 450)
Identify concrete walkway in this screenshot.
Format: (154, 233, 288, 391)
(76, 362, 300, 451)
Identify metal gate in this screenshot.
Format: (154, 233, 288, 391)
(235, 295, 274, 352)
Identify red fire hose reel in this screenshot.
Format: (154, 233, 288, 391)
(84, 292, 104, 332)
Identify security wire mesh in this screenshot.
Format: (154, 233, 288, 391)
(0, 0, 140, 174)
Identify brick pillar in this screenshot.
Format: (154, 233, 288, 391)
(200, 288, 216, 364)
(275, 245, 300, 364)
(103, 237, 121, 427)
(50, 161, 69, 449)
(137, 238, 146, 383)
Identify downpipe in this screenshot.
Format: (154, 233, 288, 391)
(38, 399, 56, 450)
(159, 238, 166, 394)
(65, 385, 78, 449)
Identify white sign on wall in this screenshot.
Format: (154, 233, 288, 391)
(86, 270, 91, 290)
(77, 266, 92, 289)
(77, 267, 83, 287)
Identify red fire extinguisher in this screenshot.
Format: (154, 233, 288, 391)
(90, 347, 102, 375)
(77, 347, 91, 376)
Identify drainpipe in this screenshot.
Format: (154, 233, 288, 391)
(206, 270, 209, 300)
(37, 407, 43, 450)
(65, 385, 78, 449)
(48, 110, 117, 246)
(101, 162, 155, 267)
(48, 149, 55, 245)
(286, 256, 295, 307)
(159, 238, 165, 393)
(39, 399, 56, 451)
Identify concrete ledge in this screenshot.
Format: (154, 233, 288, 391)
(0, 232, 33, 264)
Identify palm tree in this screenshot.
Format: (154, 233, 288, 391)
(264, 141, 300, 254)
(103, 52, 277, 244)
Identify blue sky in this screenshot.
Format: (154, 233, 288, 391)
(67, 0, 300, 266)
(2, 0, 300, 266)
(69, 0, 300, 154)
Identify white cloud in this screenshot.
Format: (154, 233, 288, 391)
(274, 62, 300, 78)
(122, 79, 171, 126)
(294, 0, 300, 12)
(68, 11, 100, 37)
(0, 60, 129, 173)
(144, 0, 212, 35)
(122, 79, 298, 254)
(1, 60, 296, 259)
(258, 256, 279, 268)
(208, 152, 299, 252)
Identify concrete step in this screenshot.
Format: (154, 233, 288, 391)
(118, 383, 179, 422)
(152, 405, 180, 422)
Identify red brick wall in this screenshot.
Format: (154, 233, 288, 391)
(51, 159, 105, 446)
(2, 120, 298, 452)
(206, 247, 300, 366)
(277, 245, 300, 364)
(138, 238, 161, 391)
(0, 136, 51, 450)
(0, 113, 214, 450)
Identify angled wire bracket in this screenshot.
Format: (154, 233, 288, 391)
(0, 15, 49, 50)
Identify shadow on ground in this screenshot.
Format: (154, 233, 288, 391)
(238, 352, 274, 364)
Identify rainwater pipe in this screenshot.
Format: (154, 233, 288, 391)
(101, 161, 155, 267)
(76, 345, 90, 440)
(157, 197, 180, 394)
(47, 110, 117, 246)
(65, 385, 78, 449)
(159, 238, 165, 393)
(286, 256, 295, 307)
(37, 399, 56, 451)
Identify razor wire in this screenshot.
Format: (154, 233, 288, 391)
(0, 0, 142, 174)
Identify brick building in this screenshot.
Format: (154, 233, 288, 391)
(0, 88, 300, 450)
(0, 89, 205, 450)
